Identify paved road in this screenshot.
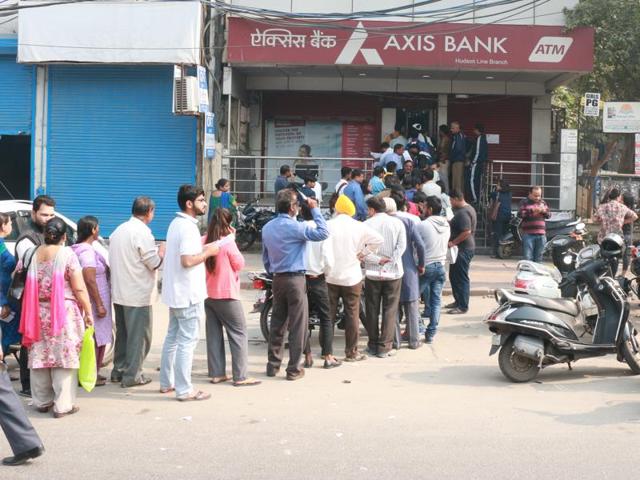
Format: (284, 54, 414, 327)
(2, 289, 639, 479)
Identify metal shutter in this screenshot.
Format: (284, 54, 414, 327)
(448, 95, 532, 197)
(47, 65, 197, 239)
(0, 56, 33, 134)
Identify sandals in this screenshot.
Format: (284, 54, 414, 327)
(95, 377, 107, 387)
(233, 378, 261, 387)
(53, 406, 79, 418)
(344, 353, 367, 362)
(159, 387, 175, 394)
(36, 404, 53, 413)
(210, 376, 231, 384)
(177, 390, 211, 402)
(323, 358, 342, 369)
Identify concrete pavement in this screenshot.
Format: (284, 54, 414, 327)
(2, 283, 640, 479)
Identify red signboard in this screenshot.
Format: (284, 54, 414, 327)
(342, 122, 377, 169)
(228, 18, 594, 72)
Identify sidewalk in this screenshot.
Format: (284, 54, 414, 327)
(240, 251, 519, 296)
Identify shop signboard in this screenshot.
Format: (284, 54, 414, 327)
(583, 92, 600, 117)
(228, 18, 594, 72)
(197, 65, 209, 113)
(603, 102, 640, 133)
(204, 112, 215, 159)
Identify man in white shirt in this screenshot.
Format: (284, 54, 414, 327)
(301, 205, 339, 369)
(334, 166, 352, 195)
(363, 196, 406, 358)
(421, 169, 442, 198)
(109, 197, 165, 387)
(324, 195, 383, 362)
(159, 185, 219, 402)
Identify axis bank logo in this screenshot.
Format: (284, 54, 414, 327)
(335, 22, 384, 65)
(529, 37, 573, 63)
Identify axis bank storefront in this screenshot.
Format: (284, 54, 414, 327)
(224, 17, 594, 206)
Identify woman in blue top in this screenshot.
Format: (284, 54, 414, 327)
(209, 178, 238, 226)
(490, 180, 513, 257)
(0, 213, 21, 356)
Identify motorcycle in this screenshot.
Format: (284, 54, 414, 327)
(248, 271, 366, 342)
(497, 215, 586, 259)
(235, 202, 276, 251)
(486, 234, 640, 383)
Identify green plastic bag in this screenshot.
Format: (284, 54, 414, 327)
(79, 326, 97, 392)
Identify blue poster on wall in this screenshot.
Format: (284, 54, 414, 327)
(205, 112, 216, 159)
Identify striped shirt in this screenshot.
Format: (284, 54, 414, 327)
(363, 213, 407, 280)
(518, 198, 550, 235)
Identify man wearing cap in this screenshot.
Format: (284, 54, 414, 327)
(325, 195, 383, 362)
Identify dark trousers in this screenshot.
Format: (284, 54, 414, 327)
(268, 275, 308, 376)
(364, 278, 402, 354)
(306, 276, 332, 356)
(327, 281, 363, 358)
(492, 219, 509, 255)
(204, 298, 249, 382)
(449, 248, 474, 311)
(0, 369, 42, 455)
(18, 347, 29, 392)
(111, 304, 153, 385)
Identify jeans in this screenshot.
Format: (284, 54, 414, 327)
(449, 249, 474, 311)
(419, 262, 446, 338)
(159, 303, 203, 398)
(522, 233, 545, 263)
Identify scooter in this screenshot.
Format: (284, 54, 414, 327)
(486, 234, 640, 382)
(497, 215, 586, 259)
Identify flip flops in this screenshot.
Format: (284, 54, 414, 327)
(177, 390, 211, 402)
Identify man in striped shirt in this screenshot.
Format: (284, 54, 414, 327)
(518, 186, 550, 263)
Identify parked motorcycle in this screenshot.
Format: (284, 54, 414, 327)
(497, 215, 586, 259)
(486, 233, 640, 382)
(235, 202, 276, 251)
(248, 271, 366, 342)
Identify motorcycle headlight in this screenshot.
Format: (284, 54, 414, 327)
(576, 222, 586, 231)
(563, 254, 573, 265)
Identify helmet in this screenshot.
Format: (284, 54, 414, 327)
(600, 233, 624, 258)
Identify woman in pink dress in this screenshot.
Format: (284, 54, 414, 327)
(20, 218, 93, 418)
(72, 216, 112, 386)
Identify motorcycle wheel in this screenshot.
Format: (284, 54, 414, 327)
(621, 327, 640, 374)
(235, 227, 256, 251)
(260, 299, 273, 342)
(498, 337, 541, 383)
(497, 243, 513, 259)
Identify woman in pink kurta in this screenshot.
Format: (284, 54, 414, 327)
(20, 217, 93, 418)
(72, 216, 113, 386)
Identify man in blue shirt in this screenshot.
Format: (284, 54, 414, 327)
(343, 169, 367, 221)
(274, 164, 292, 193)
(378, 144, 403, 170)
(262, 189, 329, 380)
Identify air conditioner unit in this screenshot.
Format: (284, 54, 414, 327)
(173, 76, 199, 115)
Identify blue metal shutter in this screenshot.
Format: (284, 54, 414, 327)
(0, 56, 34, 134)
(47, 65, 197, 239)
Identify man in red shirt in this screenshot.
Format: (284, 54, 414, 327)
(518, 186, 550, 263)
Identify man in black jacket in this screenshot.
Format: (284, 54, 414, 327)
(468, 123, 488, 204)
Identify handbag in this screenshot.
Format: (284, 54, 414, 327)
(489, 199, 501, 222)
(79, 326, 97, 393)
(8, 247, 37, 303)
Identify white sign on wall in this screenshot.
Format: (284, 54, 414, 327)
(603, 102, 640, 133)
(583, 92, 600, 117)
(559, 129, 577, 211)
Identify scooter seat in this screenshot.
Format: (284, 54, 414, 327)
(499, 289, 580, 317)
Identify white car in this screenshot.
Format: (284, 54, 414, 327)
(0, 199, 108, 259)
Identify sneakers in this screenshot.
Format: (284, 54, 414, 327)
(447, 307, 468, 315)
(425, 335, 434, 344)
(444, 302, 458, 309)
(376, 350, 397, 359)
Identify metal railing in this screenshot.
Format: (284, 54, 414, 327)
(489, 158, 562, 209)
(223, 154, 377, 203)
